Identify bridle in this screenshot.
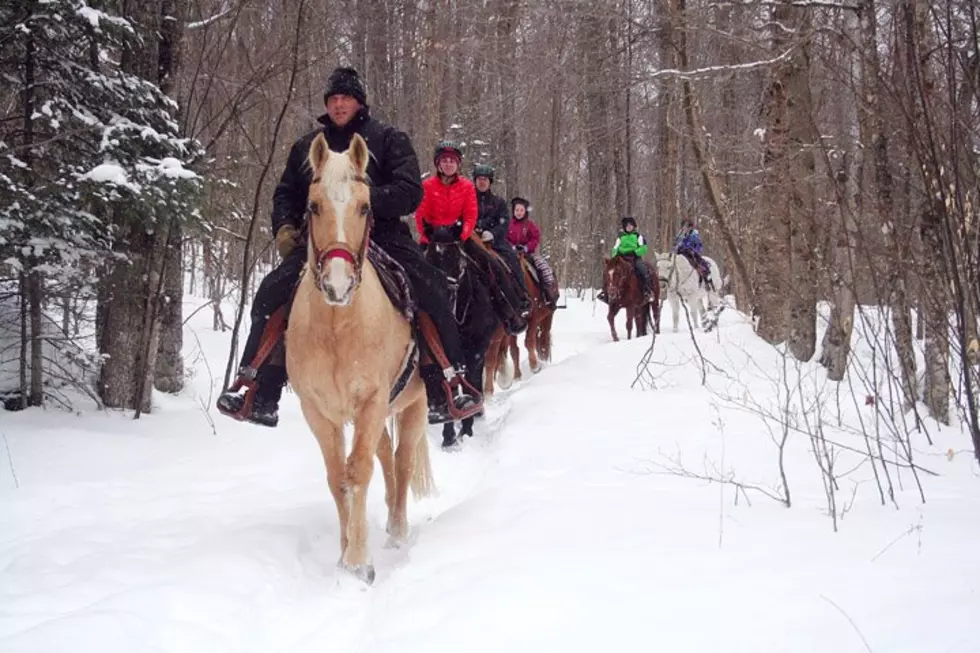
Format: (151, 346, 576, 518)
(659, 252, 677, 289)
(305, 173, 373, 294)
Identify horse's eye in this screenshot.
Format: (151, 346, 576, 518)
(360, 203, 370, 216)
(308, 201, 320, 215)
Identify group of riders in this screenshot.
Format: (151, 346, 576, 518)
(216, 67, 560, 430)
(215, 66, 715, 431)
(598, 217, 714, 304)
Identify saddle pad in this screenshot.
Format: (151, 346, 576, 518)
(523, 256, 541, 285)
(368, 241, 416, 324)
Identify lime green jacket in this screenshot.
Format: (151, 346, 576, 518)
(612, 231, 648, 257)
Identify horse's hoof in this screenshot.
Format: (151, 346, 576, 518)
(384, 534, 405, 550)
(341, 562, 376, 585)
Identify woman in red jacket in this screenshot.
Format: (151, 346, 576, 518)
(507, 196, 559, 308)
(416, 141, 529, 335)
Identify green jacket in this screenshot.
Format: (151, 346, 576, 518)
(612, 231, 648, 258)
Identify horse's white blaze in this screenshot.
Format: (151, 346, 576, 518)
(323, 256, 354, 305)
(321, 152, 357, 245)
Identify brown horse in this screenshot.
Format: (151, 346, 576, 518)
(485, 253, 556, 393)
(603, 255, 660, 341)
(285, 133, 433, 585)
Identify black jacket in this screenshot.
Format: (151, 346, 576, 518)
(271, 107, 423, 237)
(475, 190, 510, 244)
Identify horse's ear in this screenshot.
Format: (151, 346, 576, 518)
(308, 133, 329, 173)
(348, 133, 369, 174)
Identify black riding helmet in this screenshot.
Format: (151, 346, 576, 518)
(472, 163, 495, 182)
(621, 215, 637, 231)
(511, 196, 531, 213)
(434, 140, 463, 165)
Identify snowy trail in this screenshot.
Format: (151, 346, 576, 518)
(2, 296, 979, 652)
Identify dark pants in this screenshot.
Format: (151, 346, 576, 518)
(633, 258, 654, 295)
(238, 226, 467, 404)
(680, 249, 710, 282)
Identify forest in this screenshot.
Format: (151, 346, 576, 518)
(1, 0, 979, 463)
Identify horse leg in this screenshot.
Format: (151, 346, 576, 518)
(608, 306, 619, 342)
(671, 293, 680, 332)
(509, 334, 523, 381)
(539, 311, 554, 362)
(343, 397, 388, 583)
(376, 425, 396, 531)
(626, 307, 634, 340)
(526, 312, 540, 373)
(442, 421, 459, 448)
(484, 328, 504, 398)
(387, 396, 430, 547)
(299, 399, 350, 562)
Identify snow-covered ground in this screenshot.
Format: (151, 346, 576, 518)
(1, 293, 978, 652)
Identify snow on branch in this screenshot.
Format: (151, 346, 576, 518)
(710, 0, 859, 9)
(187, 6, 234, 30)
(640, 46, 799, 82)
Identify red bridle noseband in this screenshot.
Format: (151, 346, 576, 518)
(305, 174, 373, 293)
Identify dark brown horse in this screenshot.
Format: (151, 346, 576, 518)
(603, 255, 660, 341)
(484, 252, 556, 394)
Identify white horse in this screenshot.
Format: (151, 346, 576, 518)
(655, 252, 723, 332)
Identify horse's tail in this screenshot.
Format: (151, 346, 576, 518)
(410, 427, 435, 500)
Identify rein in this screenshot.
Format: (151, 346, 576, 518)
(305, 173, 373, 293)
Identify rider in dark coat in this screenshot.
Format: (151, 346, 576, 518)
(217, 67, 480, 426)
(472, 164, 531, 310)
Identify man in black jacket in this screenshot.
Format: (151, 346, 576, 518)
(472, 164, 531, 312)
(217, 67, 481, 427)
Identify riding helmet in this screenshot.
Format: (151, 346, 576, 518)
(472, 163, 495, 182)
(511, 196, 531, 211)
(434, 140, 463, 165)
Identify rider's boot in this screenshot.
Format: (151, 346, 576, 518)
(422, 365, 483, 425)
(217, 365, 285, 428)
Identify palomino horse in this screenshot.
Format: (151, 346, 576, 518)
(285, 133, 432, 585)
(655, 252, 723, 332)
(486, 253, 555, 393)
(423, 233, 500, 448)
(603, 255, 660, 341)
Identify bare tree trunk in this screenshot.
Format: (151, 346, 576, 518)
(27, 271, 43, 406)
(155, 221, 184, 393)
(153, 0, 187, 394)
(497, 0, 520, 195)
(758, 4, 818, 349)
(18, 273, 28, 410)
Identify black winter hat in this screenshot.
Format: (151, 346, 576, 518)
(324, 67, 368, 106)
(621, 215, 637, 230)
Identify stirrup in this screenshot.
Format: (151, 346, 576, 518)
(444, 374, 483, 422)
(216, 377, 258, 422)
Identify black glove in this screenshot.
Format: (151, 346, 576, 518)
(516, 245, 527, 253)
(430, 226, 459, 244)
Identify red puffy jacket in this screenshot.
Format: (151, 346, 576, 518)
(415, 175, 477, 244)
(507, 217, 541, 254)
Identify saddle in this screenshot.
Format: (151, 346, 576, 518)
(679, 251, 712, 289)
(521, 254, 541, 286)
(220, 242, 422, 422)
